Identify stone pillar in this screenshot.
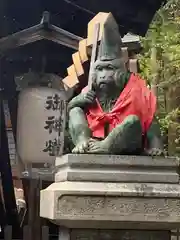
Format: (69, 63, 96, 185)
(40, 154, 180, 240)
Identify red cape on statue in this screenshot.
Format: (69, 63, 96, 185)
(82, 73, 157, 138)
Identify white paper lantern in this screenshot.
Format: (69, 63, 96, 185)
(16, 87, 66, 165)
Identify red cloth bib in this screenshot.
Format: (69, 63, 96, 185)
(82, 74, 156, 138)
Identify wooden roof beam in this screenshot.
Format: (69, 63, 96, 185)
(0, 11, 82, 54)
(0, 11, 141, 55)
(45, 24, 82, 50)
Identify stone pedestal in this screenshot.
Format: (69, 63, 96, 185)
(40, 154, 180, 239)
(71, 229, 170, 240)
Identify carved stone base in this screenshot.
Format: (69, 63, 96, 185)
(40, 154, 180, 230)
(55, 154, 179, 183)
(40, 181, 180, 229)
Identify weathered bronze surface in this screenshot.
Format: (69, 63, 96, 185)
(67, 15, 163, 156)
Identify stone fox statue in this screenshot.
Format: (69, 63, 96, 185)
(67, 17, 163, 156)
